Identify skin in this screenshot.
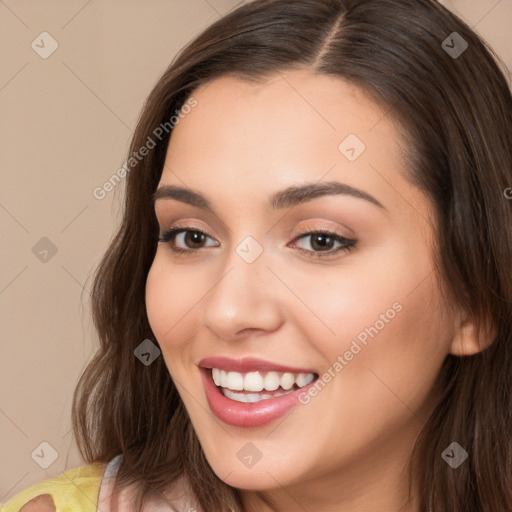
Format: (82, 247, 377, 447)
(20, 494, 55, 512)
(145, 70, 486, 512)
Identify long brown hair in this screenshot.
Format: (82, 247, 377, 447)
(71, 1, 512, 510)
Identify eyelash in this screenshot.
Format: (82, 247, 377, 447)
(157, 225, 357, 259)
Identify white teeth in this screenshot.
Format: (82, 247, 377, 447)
(210, 368, 316, 393)
(281, 372, 295, 390)
(245, 392, 261, 403)
(263, 371, 280, 391)
(296, 373, 314, 387)
(244, 372, 264, 392)
(223, 387, 296, 403)
(226, 371, 244, 390)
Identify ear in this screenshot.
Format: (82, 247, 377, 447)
(449, 310, 497, 357)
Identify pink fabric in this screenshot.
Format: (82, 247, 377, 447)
(96, 455, 200, 512)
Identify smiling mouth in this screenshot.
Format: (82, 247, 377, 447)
(209, 368, 319, 403)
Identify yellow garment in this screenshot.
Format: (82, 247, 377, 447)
(0, 463, 105, 512)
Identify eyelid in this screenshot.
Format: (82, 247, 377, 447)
(159, 219, 211, 236)
(291, 220, 354, 239)
(159, 219, 354, 243)
(158, 221, 357, 260)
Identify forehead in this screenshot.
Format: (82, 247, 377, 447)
(158, 70, 431, 224)
(165, 70, 401, 173)
(174, 70, 391, 144)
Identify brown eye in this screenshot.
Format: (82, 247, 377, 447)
(158, 227, 219, 253)
(291, 230, 357, 259)
(181, 231, 207, 249)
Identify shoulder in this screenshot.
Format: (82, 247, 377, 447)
(0, 463, 106, 512)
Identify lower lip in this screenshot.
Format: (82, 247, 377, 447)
(199, 367, 316, 428)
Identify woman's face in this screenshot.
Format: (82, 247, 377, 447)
(146, 70, 458, 506)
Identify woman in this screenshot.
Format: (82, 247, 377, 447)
(3, 0, 511, 511)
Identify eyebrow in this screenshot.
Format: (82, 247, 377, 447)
(151, 181, 386, 212)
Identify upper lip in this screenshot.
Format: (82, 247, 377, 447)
(198, 356, 318, 374)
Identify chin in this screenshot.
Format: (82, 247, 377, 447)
(215, 468, 285, 490)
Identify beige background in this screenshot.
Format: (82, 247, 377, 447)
(1, 0, 510, 503)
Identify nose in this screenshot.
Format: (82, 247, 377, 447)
(201, 245, 284, 340)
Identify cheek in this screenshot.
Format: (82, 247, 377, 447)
(282, 241, 436, 354)
(293, 238, 450, 402)
(145, 254, 205, 355)
(351, 280, 449, 430)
